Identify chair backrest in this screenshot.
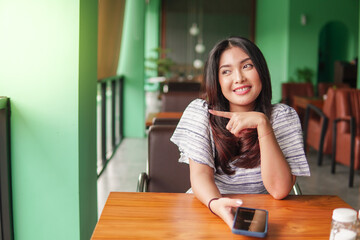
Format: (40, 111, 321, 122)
(335, 89, 360, 135)
(317, 82, 350, 98)
(147, 125, 302, 194)
(152, 117, 180, 125)
(161, 91, 199, 112)
(281, 82, 314, 107)
(304, 87, 338, 156)
(147, 125, 191, 192)
(162, 81, 201, 93)
(322, 87, 337, 118)
(319, 87, 338, 153)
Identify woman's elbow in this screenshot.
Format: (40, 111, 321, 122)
(268, 186, 292, 199)
(270, 191, 289, 200)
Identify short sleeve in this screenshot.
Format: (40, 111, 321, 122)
(271, 104, 311, 176)
(170, 99, 215, 170)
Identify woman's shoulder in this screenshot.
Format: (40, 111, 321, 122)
(270, 103, 300, 126)
(187, 98, 208, 110)
(171, 98, 215, 168)
(177, 98, 212, 131)
(272, 103, 294, 112)
(271, 103, 297, 118)
(183, 98, 209, 116)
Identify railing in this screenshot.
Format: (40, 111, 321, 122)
(0, 97, 13, 240)
(97, 76, 124, 177)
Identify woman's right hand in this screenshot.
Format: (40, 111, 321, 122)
(209, 197, 243, 228)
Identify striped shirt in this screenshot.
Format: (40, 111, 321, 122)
(170, 99, 310, 194)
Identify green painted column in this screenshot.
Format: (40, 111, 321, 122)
(118, 0, 146, 137)
(145, 0, 161, 79)
(0, 1, 97, 239)
(255, 0, 290, 103)
(79, 0, 98, 239)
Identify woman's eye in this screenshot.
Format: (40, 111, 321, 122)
(221, 70, 231, 75)
(243, 63, 253, 69)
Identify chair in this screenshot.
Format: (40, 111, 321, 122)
(303, 88, 337, 166)
(137, 125, 303, 195)
(152, 117, 180, 125)
(317, 82, 350, 99)
(161, 91, 199, 112)
(331, 89, 360, 187)
(281, 82, 314, 107)
(137, 125, 191, 192)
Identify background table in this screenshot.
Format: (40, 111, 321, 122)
(91, 192, 351, 239)
(292, 96, 324, 126)
(292, 96, 324, 113)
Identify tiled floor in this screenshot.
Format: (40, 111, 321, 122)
(97, 137, 360, 217)
(97, 138, 148, 217)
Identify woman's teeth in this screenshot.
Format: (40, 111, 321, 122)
(234, 87, 250, 92)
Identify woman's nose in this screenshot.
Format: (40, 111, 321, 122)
(234, 69, 245, 83)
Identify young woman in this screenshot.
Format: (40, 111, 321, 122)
(170, 36, 310, 228)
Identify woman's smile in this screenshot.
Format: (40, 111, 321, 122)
(233, 85, 252, 95)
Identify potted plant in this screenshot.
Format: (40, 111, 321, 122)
(145, 47, 174, 79)
(295, 67, 314, 83)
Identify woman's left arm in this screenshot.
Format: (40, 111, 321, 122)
(209, 110, 295, 199)
(256, 115, 295, 199)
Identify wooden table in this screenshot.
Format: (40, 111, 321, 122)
(91, 192, 351, 239)
(292, 96, 324, 126)
(292, 96, 324, 113)
(145, 112, 183, 127)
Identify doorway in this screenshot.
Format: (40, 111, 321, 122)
(317, 21, 349, 84)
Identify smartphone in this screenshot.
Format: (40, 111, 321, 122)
(232, 207, 268, 238)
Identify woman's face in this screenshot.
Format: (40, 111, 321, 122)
(218, 46, 262, 112)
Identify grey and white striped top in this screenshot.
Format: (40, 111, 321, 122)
(170, 99, 310, 194)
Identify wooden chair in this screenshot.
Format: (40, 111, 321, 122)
(317, 82, 350, 98)
(331, 89, 360, 187)
(303, 88, 337, 166)
(281, 82, 314, 107)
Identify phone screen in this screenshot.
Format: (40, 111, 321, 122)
(233, 207, 267, 232)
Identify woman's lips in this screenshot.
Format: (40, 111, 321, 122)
(233, 86, 251, 95)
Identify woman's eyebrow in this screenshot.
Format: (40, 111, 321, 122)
(240, 57, 251, 64)
(219, 64, 231, 70)
(219, 57, 251, 70)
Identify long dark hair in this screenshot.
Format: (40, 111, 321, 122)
(203, 36, 273, 174)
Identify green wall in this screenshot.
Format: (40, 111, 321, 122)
(118, 0, 146, 137)
(288, 0, 358, 86)
(255, 0, 290, 103)
(256, 0, 359, 102)
(0, 0, 97, 239)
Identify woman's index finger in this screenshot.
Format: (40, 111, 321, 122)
(208, 109, 233, 119)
